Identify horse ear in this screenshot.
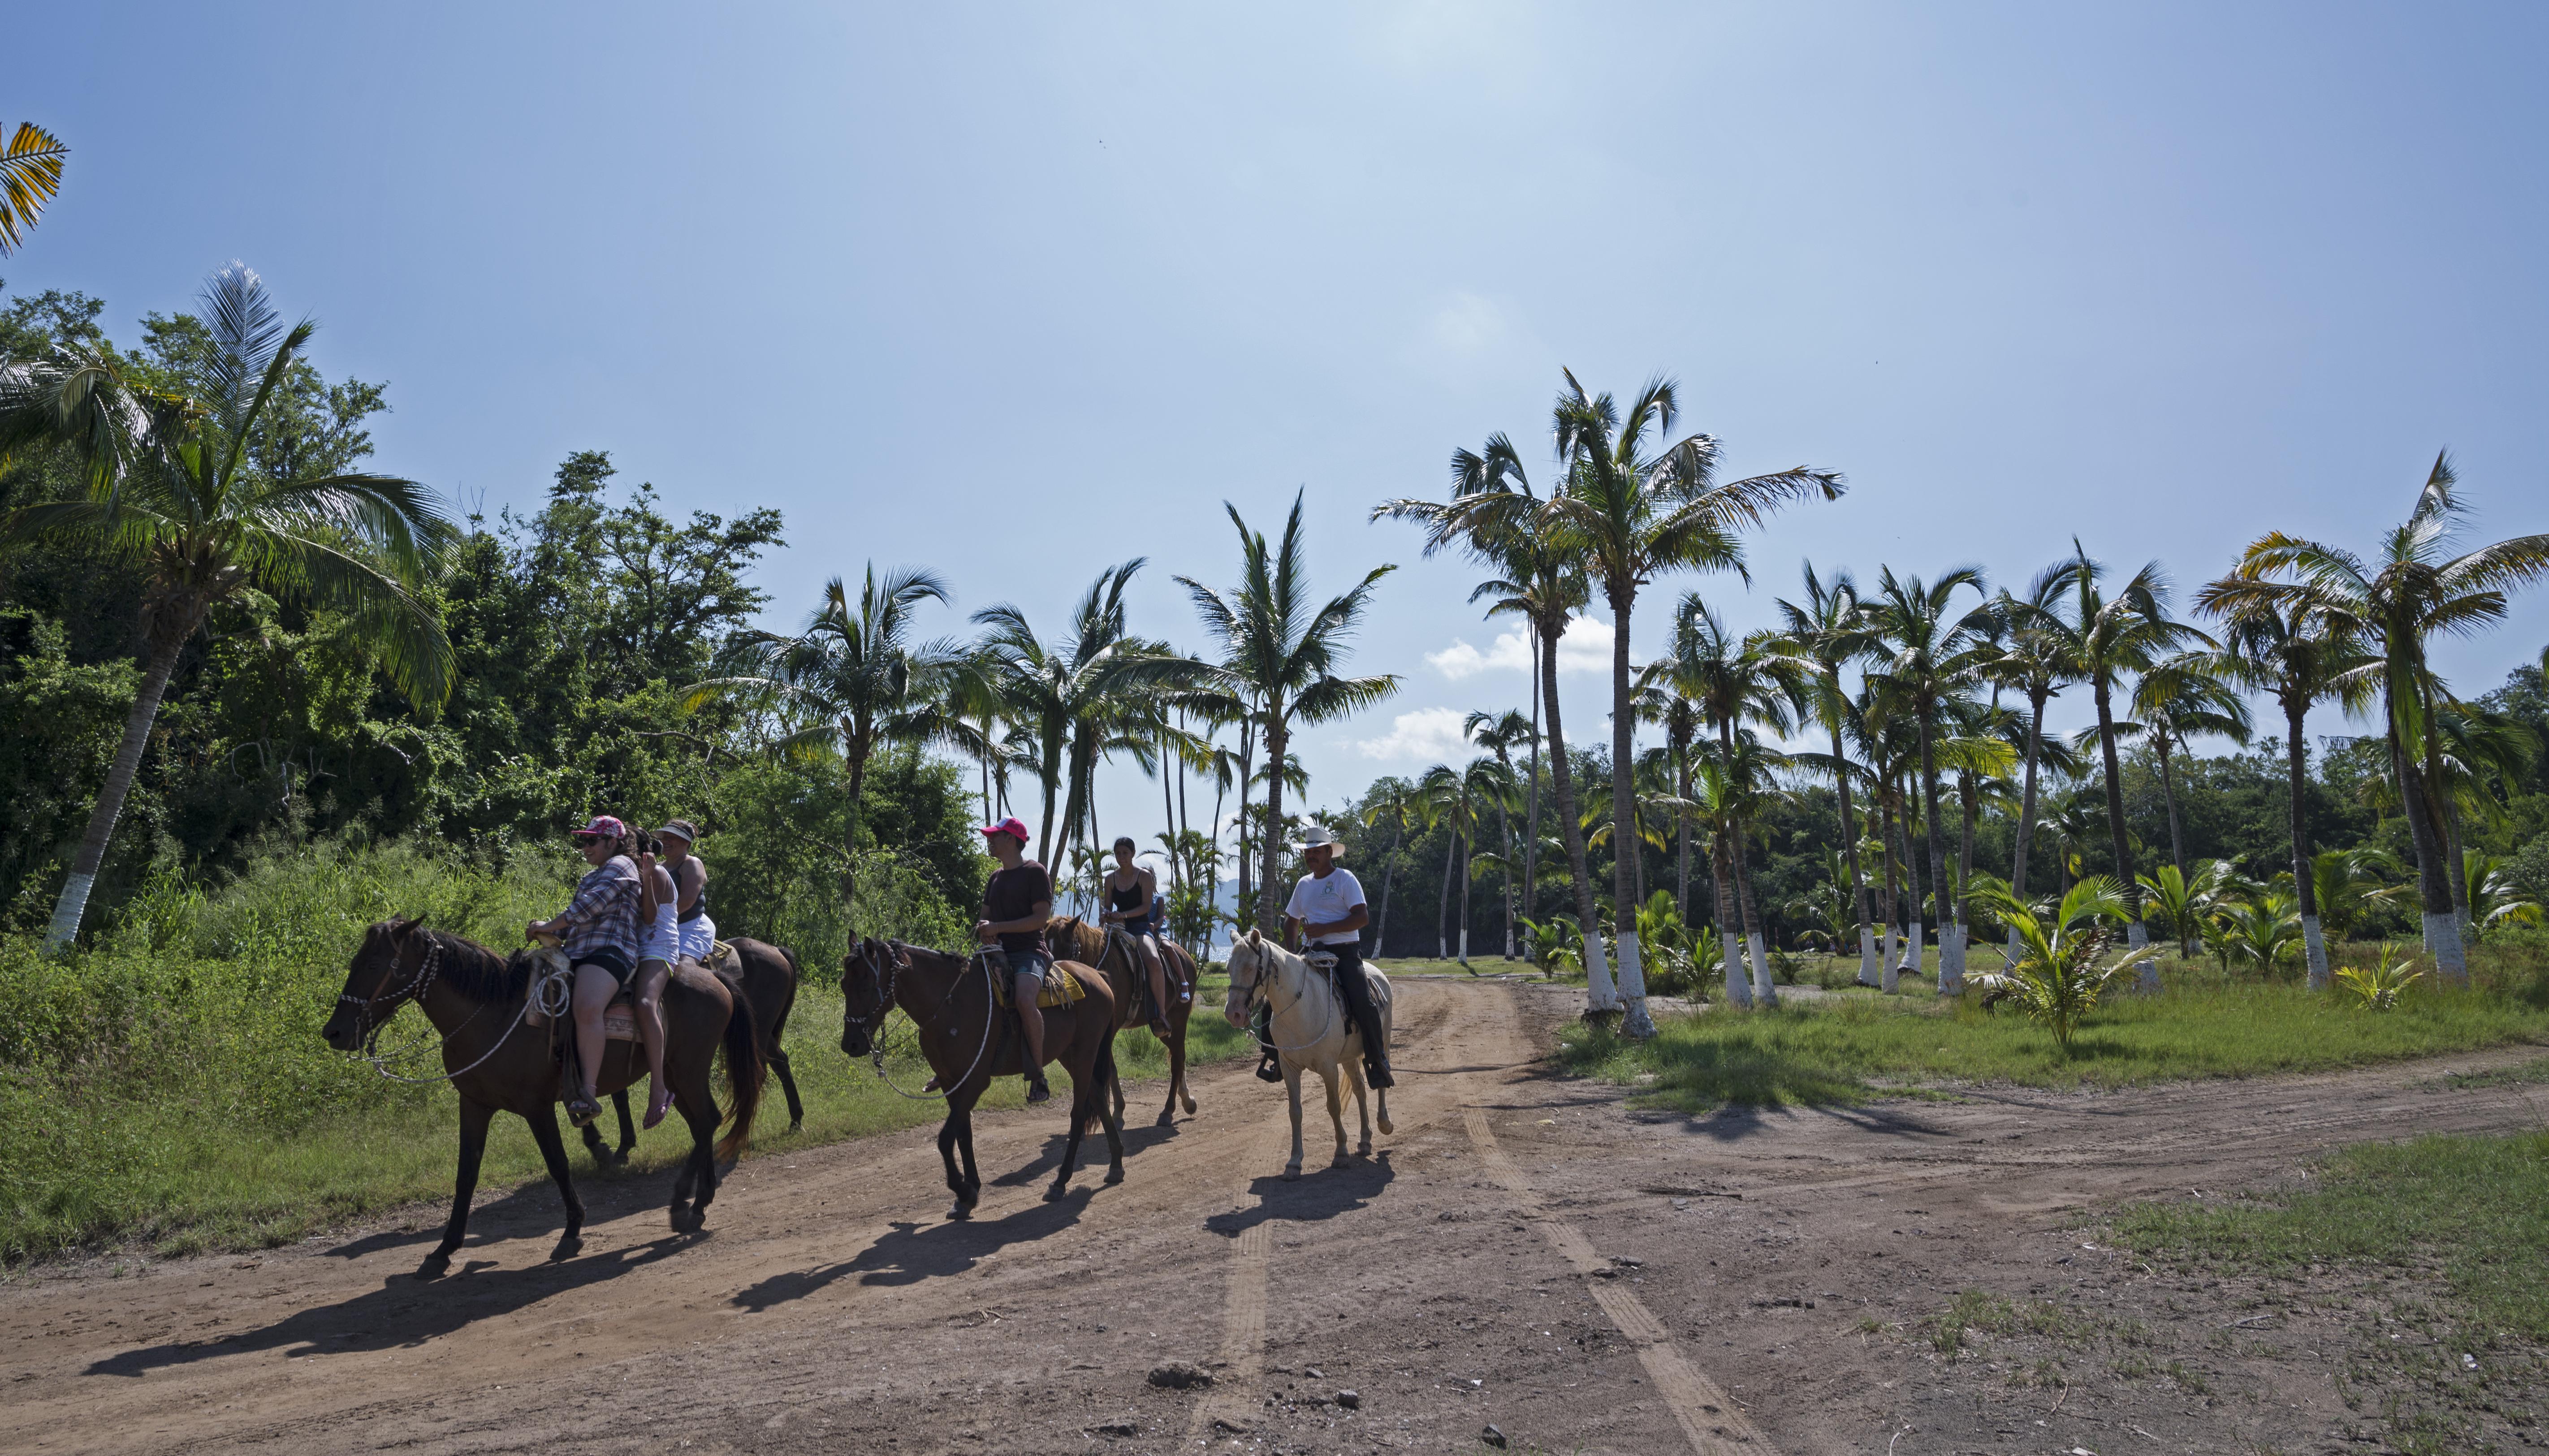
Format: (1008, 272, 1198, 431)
(393, 914, 422, 936)
(1246, 927, 1262, 948)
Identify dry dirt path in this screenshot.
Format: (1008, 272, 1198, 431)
(4, 979, 2542, 1456)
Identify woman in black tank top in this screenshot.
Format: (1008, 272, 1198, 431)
(1103, 837, 1175, 1034)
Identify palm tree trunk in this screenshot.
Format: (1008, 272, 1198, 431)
(843, 741, 871, 927)
(1037, 731, 1063, 869)
(1892, 780, 1923, 981)
(1729, 819, 1776, 1008)
(2009, 690, 2048, 961)
(1917, 707, 1954, 994)
(2157, 733, 2187, 885)
(1254, 713, 1288, 935)
(1541, 616, 1615, 1012)
(2285, 701, 2329, 989)
(1496, 785, 1516, 959)
(1957, 769, 1978, 970)
(1606, 595, 1657, 1037)
(1878, 791, 1901, 992)
(1711, 827, 1750, 1008)
(1437, 809, 1458, 960)
(1457, 823, 1474, 966)
(1674, 741, 1693, 927)
(1375, 812, 1404, 957)
(2092, 674, 2154, 984)
(1525, 622, 1542, 924)
(1828, 706, 1877, 988)
(1235, 718, 1256, 930)
(2389, 718, 2464, 986)
(43, 629, 188, 951)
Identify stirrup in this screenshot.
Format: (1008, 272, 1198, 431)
(1255, 1054, 1283, 1084)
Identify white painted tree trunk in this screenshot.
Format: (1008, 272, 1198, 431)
(1857, 926, 1880, 987)
(45, 873, 97, 952)
(1881, 926, 1901, 994)
(1457, 929, 1469, 966)
(1899, 922, 1924, 980)
(1615, 930, 1656, 1037)
(2301, 916, 2329, 991)
(1939, 925, 1966, 994)
(2424, 911, 2469, 988)
(1584, 932, 1618, 1013)
(1722, 931, 1752, 1008)
(2126, 918, 2157, 991)
(1747, 932, 1775, 1008)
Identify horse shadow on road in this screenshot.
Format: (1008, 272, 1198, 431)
(1202, 1153, 1395, 1240)
(727, 1185, 1097, 1313)
(83, 1233, 699, 1378)
(987, 1120, 1180, 1188)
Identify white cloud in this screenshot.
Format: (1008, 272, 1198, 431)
(1354, 706, 1474, 763)
(1427, 292, 1508, 356)
(1426, 616, 1621, 680)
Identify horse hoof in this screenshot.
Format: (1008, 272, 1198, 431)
(415, 1253, 451, 1281)
(946, 1203, 972, 1222)
(1282, 1167, 1300, 1182)
(549, 1235, 583, 1262)
(1154, 1111, 1176, 1128)
(1104, 1166, 1125, 1185)
(1043, 1182, 1069, 1203)
(1181, 1096, 1198, 1114)
(675, 1209, 707, 1235)
(1377, 1118, 1395, 1136)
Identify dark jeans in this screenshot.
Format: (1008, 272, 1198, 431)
(1263, 942, 1391, 1077)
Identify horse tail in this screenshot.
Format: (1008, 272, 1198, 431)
(714, 987, 766, 1163)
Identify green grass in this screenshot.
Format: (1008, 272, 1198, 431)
(1558, 973, 2549, 1113)
(0, 840, 1250, 1263)
(2114, 1131, 2549, 1342)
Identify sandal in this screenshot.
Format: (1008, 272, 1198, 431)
(1149, 1016, 1173, 1038)
(565, 1094, 602, 1127)
(643, 1092, 671, 1130)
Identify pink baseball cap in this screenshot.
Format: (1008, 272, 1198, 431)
(979, 816, 1031, 846)
(572, 814, 629, 841)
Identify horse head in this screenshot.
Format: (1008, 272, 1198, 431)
(1043, 915, 1102, 964)
(838, 936, 907, 1057)
(324, 915, 428, 1052)
(1223, 926, 1270, 1029)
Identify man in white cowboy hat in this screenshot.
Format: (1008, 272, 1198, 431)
(1279, 823, 1393, 1089)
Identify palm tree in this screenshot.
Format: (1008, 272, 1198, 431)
(1422, 758, 1516, 965)
(969, 561, 1150, 867)
(1544, 370, 1844, 1036)
(2208, 453, 2549, 986)
(1644, 592, 1802, 1002)
(1771, 564, 1881, 984)
(1176, 492, 1397, 934)
(1466, 708, 1534, 958)
(2125, 656, 2253, 886)
(1629, 678, 1705, 929)
(1360, 777, 1421, 956)
(1862, 567, 1994, 991)
(0, 122, 67, 256)
(3, 265, 455, 949)
(2047, 542, 2208, 982)
(693, 564, 968, 921)
(1986, 563, 2083, 959)
(1374, 433, 1616, 1011)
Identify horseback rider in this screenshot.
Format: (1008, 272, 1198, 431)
(1101, 836, 1176, 1036)
(526, 814, 643, 1127)
(975, 815, 1055, 1106)
(656, 818, 714, 971)
(631, 830, 680, 1130)
(1278, 823, 1394, 1090)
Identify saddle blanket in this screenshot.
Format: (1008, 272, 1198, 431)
(990, 958, 1087, 1011)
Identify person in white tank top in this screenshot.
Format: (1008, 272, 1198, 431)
(657, 819, 714, 968)
(631, 833, 681, 1129)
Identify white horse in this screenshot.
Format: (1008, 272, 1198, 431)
(1223, 929, 1394, 1179)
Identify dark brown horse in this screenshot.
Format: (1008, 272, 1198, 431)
(838, 937, 1123, 1217)
(322, 918, 765, 1278)
(1044, 916, 1200, 1127)
(585, 936, 806, 1165)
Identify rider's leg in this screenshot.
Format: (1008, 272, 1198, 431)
(634, 957, 673, 1127)
(1326, 945, 1394, 1088)
(1012, 975, 1051, 1101)
(1139, 934, 1171, 1031)
(570, 962, 619, 1116)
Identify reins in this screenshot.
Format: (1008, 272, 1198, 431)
(1245, 945, 1341, 1055)
(339, 932, 542, 1086)
(854, 943, 998, 1102)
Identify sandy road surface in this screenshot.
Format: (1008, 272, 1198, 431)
(5, 980, 2544, 1455)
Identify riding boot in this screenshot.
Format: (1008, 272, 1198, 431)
(1353, 1004, 1395, 1090)
(1250, 1003, 1283, 1081)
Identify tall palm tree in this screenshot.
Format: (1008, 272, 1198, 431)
(693, 563, 967, 922)
(2125, 656, 2253, 887)
(1465, 708, 1534, 958)
(969, 560, 1149, 867)
(1629, 678, 1705, 928)
(1985, 562, 2083, 959)
(1374, 434, 1617, 1010)
(1544, 372, 1843, 1034)
(0, 122, 67, 256)
(2208, 452, 2549, 986)
(2045, 542, 2208, 982)
(1644, 592, 1801, 1001)
(1360, 777, 1421, 956)
(1176, 492, 1397, 934)
(3, 265, 455, 949)
(1770, 563, 1881, 983)
(1422, 757, 1516, 965)
(1862, 566, 1994, 990)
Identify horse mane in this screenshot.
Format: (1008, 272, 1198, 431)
(418, 927, 534, 1004)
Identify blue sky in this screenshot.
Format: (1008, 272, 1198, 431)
(12, 3, 2547, 858)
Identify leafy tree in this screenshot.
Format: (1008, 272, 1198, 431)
(1970, 878, 2158, 1050)
(1, 265, 454, 948)
(2125, 656, 2253, 887)
(0, 123, 67, 256)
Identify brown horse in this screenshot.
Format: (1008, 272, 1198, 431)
(838, 937, 1123, 1217)
(586, 936, 806, 1165)
(322, 918, 765, 1278)
(1044, 916, 1200, 1127)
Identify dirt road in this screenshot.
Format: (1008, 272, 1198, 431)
(6, 979, 2543, 1455)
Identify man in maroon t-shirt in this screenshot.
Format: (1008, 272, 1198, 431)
(976, 816, 1055, 1105)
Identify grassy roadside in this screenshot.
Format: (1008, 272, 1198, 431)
(0, 841, 1250, 1265)
(1556, 970, 2549, 1112)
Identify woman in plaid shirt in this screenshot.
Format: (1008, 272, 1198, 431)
(527, 814, 643, 1126)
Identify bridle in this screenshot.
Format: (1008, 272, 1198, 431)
(849, 940, 998, 1102)
(334, 927, 536, 1085)
(1237, 942, 1340, 1055)
(337, 931, 446, 1046)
